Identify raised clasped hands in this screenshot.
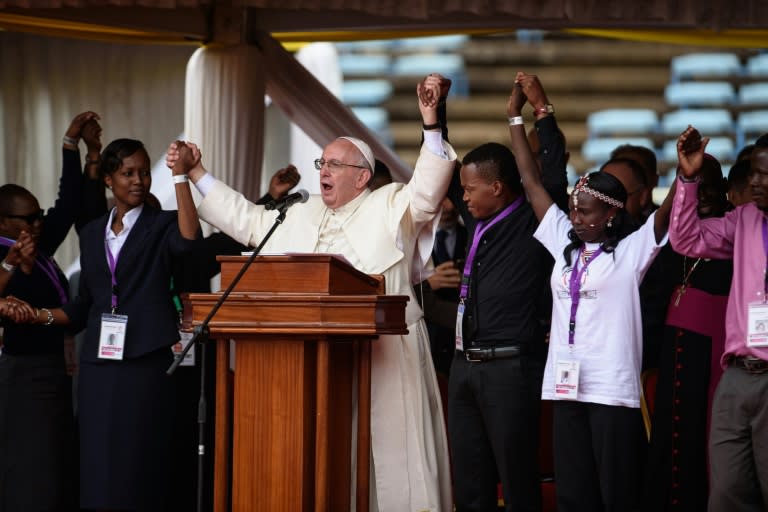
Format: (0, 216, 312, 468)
(507, 77, 527, 118)
(81, 118, 103, 154)
(65, 111, 101, 146)
(514, 72, 548, 112)
(676, 125, 709, 179)
(417, 73, 451, 108)
(166, 140, 202, 176)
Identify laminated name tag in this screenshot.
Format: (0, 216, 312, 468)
(98, 313, 128, 360)
(173, 330, 196, 367)
(555, 359, 580, 400)
(747, 302, 768, 348)
(455, 301, 465, 351)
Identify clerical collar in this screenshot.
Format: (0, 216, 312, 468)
(330, 188, 370, 215)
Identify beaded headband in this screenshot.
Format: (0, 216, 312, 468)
(571, 175, 624, 209)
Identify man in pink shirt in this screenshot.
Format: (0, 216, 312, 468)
(669, 129, 768, 511)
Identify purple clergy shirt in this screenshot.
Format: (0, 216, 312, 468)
(669, 177, 768, 367)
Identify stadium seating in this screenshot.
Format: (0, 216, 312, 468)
(586, 108, 659, 136)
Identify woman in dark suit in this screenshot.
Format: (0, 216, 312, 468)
(16, 138, 200, 511)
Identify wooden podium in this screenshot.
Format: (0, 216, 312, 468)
(182, 255, 408, 512)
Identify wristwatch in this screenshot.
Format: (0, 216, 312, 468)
(1, 259, 15, 273)
(533, 104, 555, 116)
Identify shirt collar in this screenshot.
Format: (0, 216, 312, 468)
(105, 204, 144, 239)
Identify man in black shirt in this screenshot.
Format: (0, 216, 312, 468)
(441, 72, 567, 512)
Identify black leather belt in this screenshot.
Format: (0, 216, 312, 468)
(731, 356, 768, 374)
(464, 345, 521, 363)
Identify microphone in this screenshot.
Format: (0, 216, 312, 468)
(264, 189, 309, 211)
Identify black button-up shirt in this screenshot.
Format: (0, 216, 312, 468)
(447, 115, 568, 350)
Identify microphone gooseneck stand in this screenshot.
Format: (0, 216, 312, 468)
(166, 206, 289, 512)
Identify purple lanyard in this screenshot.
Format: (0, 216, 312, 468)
(459, 196, 524, 300)
(105, 240, 119, 312)
(762, 217, 768, 296)
(0, 236, 68, 304)
(567, 246, 604, 346)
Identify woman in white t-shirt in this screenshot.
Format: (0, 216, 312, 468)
(507, 76, 702, 511)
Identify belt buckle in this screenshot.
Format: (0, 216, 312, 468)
(743, 357, 768, 374)
(464, 349, 484, 363)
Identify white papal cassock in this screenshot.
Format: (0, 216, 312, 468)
(197, 142, 456, 512)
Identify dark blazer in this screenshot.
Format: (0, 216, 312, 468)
(64, 205, 198, 362)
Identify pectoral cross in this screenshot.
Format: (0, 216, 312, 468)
(673, 285, 687, 307)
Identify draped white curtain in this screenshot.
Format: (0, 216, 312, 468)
(184, 45, 266, 201)
(0, 31, 194, 269)
(290, 42, 343, 195)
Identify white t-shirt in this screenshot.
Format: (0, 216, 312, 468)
(534, 204, 667, 408)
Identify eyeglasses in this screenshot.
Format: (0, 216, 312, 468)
(4, 209, 44, 225)
(314, 158, 368, 172)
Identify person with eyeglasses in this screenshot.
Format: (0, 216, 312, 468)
(0, 110, 103, 512)
(165, 74, 457, 512)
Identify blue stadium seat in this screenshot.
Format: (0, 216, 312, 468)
(704, 137, 736, 162)
(581, 137, 656, 165)
(664, 82, 736, 108)
(746, 53, 768, 78)
(670, 52, 742, 82)
(516, 29, 547, 43)
(566, 164, 580, 187)
(341, 80, 394, 106)
(661, 136, 734, 163)
(392, 54, 469, 96)
(335, 40, 397, 53)
(660, 109, 734, 136)
(351, 106, 392, 146)
(737, 110, 768, 147)
(658, 169, 679, 188)
(395, 35, 469, 53)
(338, 54, 391, 77)
(739, 82, 768, 106)
(586, 109, 659, 136)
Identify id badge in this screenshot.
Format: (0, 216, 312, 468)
(173, 330, 196, 367)
(747, 302, 768, 347)
(455, 301, 465, 351)
(98, 313, 128, 360)
(555, 359, 579, 400)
